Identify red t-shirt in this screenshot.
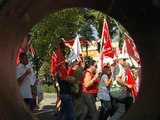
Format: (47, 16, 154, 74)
(82, 70, 98, 94)
(67, 67, 75, 76)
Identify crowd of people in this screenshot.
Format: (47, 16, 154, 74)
(16, 51, 141, 120)
(53, 53, 141, 120)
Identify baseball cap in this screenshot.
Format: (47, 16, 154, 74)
(118, 54, 128, 60)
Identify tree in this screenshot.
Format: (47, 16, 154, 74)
(30, 8, 125, 76)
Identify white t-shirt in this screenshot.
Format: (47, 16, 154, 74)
(26, 63, 36, 86)
(112, 64, 126, 87)
(16, 63, 32, 99)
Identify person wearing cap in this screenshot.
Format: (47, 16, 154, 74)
(110, 54, 132, 120)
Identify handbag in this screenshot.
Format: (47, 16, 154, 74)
(109, 84, 127, 100)
(70, 83, 79, 95)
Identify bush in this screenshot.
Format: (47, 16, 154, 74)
(43, 84, 55, 93)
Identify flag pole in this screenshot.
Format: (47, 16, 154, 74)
(100, 18, 106, 53)
(129, 56, 135, 67)
(98, 18, 106, 71)
(113, 19, 123, 34)
(131, 90, 136, 103)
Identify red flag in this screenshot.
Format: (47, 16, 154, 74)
(17, 33, 33, 65)
(50, 51, 57, 75)
(56, 45, 68, 80)
(21, 34, 31, 53)
(62, 37, 87, 48)
(16, 48, 23, 64)
(124, 33, 140, 62)
(29, 45, 36, 57)
(126, 68, 138, 98)
(100, 19, 114, 60)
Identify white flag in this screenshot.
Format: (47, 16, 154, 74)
(66, 35, 82, 63)
(122, 40, 128, 56)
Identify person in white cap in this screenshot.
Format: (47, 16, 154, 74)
(110, 54, 132, 120)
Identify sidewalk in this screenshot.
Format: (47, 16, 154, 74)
(35, 93, 101, 120)
(38, 93, 57, 110)
(37, 92, 101, 110)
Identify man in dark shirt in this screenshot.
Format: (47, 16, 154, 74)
(56, 73, 76, 120)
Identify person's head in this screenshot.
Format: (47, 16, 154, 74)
(117, 54, 128, 67)
(102, 65, 112, 76)
(70, 60, 79, 70)
(19, 52, 28, 65)
(84, 59, 97, 72)
(132, 68, 138, 77)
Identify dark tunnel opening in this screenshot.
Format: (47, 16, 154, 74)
(0, 0, 160, 120)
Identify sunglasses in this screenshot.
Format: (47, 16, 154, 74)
(94, 65, 97, 68)
(123, 59, 127, 61)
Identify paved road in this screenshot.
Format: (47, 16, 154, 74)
(34, 93, 57, 120)
(34, 93, 101, 120)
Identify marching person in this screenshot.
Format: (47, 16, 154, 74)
(82, 59, 99, 120)
(16, 52, 33, 110)
(110, 54, 132, 120)
(56, 63, 77, 120)
(98, 65, 113, 120)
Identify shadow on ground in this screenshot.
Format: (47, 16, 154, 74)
(34, 105, 57, 120)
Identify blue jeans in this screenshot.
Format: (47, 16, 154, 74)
(24, 98, 33, 111)
(99, 100, 112, 120)
(110, 99, 125, 120)
(83, 93, 98, 120)
(56, 94, 76, 120)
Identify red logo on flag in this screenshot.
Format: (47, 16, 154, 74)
(124, 33, 140, 62)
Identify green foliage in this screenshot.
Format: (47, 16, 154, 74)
(30, 8, 101, 75)
(43, 84, 55, 93)
(38, 61, 54, 84)
(30, 8, 127, 76)
(39, 61, 50, 75)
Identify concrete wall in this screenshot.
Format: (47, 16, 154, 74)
(0, 0, 160, 119)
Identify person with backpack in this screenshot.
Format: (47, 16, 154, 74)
(109, 54, 132, 120)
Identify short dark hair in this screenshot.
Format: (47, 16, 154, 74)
(19, 52, 27, 59)
(70, 60, 79, 68)
(84, 59, 96, 70)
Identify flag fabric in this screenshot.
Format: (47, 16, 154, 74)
(56, 45, 68, 80)
(124, 33, 140, 62)
(29, 45, 36, 58)
(16, 33, 33, 64)
(122, 40, 128, 56)
(121, 40, 139, 67)
(98, 19, 114, 70)
(112, 42, 120, 59)
(50, 51, 57, 75)
(100, 19, 114, 60)
(126, 68, 138, 98)
(16, 48, 23, 64)
(62, 37, 87, 48)
(21, 34, 31, 53)
(66, 35, 82, 63)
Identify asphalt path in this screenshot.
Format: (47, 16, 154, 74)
(34, 93, 101, 120)
(34, 93, 57, 120)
